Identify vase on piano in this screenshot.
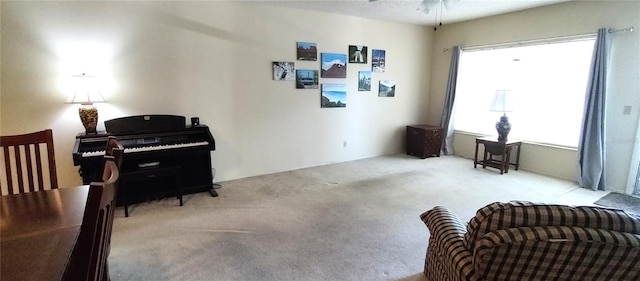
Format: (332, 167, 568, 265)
(79, 105, 99, 134)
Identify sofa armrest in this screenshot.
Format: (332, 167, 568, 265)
(421, 206, 480, 281)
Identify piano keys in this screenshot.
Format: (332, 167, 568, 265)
(72, 115, 218, 205)
(80, 141, 210, 157)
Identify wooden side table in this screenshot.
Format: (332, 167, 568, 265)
(474, 136, 522, 174)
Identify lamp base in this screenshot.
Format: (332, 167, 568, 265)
(496, 115, 511, 142)
(79, 105, 99, 134)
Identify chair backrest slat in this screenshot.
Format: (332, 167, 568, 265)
(34, 143, 45, 189)
(24, 144, 36, 192)
(0, 129, 58, 195)
(14, 145, 25, 193)
(3, 146, 13, 192)
(45, 129, 57, 185)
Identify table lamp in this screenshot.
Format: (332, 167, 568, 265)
(66, 73, 106, 134)
(490, 90, 513, 141)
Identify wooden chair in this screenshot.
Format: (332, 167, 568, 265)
(0, 129, 58, 195)
(102, 137, 123, 278)
(66, 156, 120, 281)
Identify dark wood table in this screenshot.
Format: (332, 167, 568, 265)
(1, 185, 89, 281)
(474, 136, 522, 174)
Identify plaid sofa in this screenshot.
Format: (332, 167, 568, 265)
(420, 201, 640, 281)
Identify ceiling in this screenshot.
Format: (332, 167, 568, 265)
(255, 0, 570, 26)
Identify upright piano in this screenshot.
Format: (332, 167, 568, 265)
(72, 115, 218, 205)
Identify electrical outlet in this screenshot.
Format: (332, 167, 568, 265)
(623, 105, 632, 115)
(343, 141, 347, 148)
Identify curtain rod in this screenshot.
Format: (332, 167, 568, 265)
(459, 32, 596, 52)
(443, 26, 634, 53)
(609, 26, 635, 33)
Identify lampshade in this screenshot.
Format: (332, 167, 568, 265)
(66, 73, 106, 134)
(489, 90, 513, 113)
(66, 73, 106, 105)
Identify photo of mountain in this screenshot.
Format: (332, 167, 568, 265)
(321, 84, 347, 108)
(297, 42, 317, 61)
(321, 53, 347, 78)
(372, 49, 386, 73)
(378, 80, 396, 97)
(358, 71, 372, 91)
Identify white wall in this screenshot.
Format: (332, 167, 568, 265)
(1, 1, 433, 187)
(428, 1, 640, 193)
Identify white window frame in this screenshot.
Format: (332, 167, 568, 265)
(452, 35, 596, 148)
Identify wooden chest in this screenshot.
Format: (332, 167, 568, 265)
(406, 125, 444, 158)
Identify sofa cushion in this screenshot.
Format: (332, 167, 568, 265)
(463, 201, 640, 250)
(473, 226, 640, 281)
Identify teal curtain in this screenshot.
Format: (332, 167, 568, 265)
(577, 28, 611, 191)
(440, 46, 461, 155)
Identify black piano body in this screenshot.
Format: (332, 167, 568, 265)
(72, 115, 218, 205)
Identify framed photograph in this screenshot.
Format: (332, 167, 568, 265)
(297, 42, 317, 61)
(358, 71, 372, 91)
(321, 84, 347, 108)
(349, 45, 368, 63)
(372, 49, 386, 73)
(321, 53, 347, 78)
(272, 62, 295, 80)
(296, 69, 319, 89)
(378, 80, 395, 97)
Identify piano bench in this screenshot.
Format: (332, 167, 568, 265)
(120, 166, 183, 217)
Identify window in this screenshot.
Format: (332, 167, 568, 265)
(452, 38, 595, 147)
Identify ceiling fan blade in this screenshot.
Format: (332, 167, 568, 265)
(418, 0, 459, 14)
(418, 0, 438, 14)
(444, 0, 463, 11)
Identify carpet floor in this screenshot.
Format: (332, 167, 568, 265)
(109, 154, 607, 281)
